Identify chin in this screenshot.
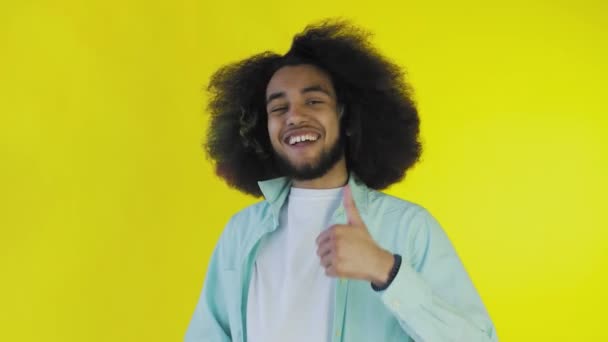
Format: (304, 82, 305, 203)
(289, 162, 322, 173)
(273, 137, 344, 181)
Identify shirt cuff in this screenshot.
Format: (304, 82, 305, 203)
(377, 257, 432, 314)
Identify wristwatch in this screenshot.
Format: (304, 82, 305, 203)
(371, 253, 402, 292)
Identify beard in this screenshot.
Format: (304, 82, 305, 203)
(273, 133, 345, 181)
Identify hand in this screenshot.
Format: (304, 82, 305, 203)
(315, 185, 394, 285)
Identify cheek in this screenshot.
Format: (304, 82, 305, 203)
(323, 118, 341, 141)
(267, 120, 281, 145)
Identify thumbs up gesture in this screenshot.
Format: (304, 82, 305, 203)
(315, 185, 395, 286)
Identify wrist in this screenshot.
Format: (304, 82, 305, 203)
(370, 249, 395, 285)
(371, 253, 402, 292)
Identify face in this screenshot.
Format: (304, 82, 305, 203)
(265, 64, 344, 180)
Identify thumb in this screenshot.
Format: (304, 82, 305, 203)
(343, 185, 363, 226)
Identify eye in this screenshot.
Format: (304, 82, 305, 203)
(269, 106, 287, 115)
(306, 99, 323, 105)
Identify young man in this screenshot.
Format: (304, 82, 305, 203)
(186, 20, 498, 342)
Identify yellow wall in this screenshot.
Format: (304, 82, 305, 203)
(1, 1, 606, 340)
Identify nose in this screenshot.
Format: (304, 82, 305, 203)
(285, 104, 307, 126)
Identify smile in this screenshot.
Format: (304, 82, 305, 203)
(288, 133, 320, 146)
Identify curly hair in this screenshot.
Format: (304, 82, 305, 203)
(204, 19, 422, 197)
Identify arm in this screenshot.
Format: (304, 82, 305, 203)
(378, 208, 498, 342)
(184, 242, 232, 342)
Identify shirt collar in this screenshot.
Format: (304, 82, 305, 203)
(257, 171, 369, 227)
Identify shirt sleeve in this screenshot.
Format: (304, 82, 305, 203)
(184, 241, 233, 342)
(377, 208, 498, 342)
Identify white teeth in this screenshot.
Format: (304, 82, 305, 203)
(288, 134, 319, 145)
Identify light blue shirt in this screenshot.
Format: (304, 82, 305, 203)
(185, 173, 498, 341)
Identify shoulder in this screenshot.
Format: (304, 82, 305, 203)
(221, 200, 271, 240)
(365, 188, 430, 220)
(227, 200, 271, 228)
(362, 188, 444, 249)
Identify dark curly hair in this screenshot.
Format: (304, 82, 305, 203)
(204, 19, 422, 197)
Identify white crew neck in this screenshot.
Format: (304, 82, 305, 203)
(289, 186, 345, 198)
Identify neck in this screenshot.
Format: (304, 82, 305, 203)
(292, 157, 348, 189)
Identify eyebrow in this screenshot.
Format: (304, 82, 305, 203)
(266, 85, 333, 105)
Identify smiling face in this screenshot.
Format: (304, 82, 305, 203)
(265, 64, 345, 181)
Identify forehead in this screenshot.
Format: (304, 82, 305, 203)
(265, 64, 335, 97)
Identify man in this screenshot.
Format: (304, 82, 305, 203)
(186, 20, 498, 341)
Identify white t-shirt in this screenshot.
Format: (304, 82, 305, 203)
(246, 186, 344, 342)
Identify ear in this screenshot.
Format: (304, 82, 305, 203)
(338, 104, 345, 119)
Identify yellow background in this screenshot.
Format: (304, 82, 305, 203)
(1, 0, 606, 340)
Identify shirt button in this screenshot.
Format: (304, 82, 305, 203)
(392, 300, 400, 308)
(336, 329, 341, 337)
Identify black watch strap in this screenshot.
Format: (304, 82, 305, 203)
(371, 254, 402, 292)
